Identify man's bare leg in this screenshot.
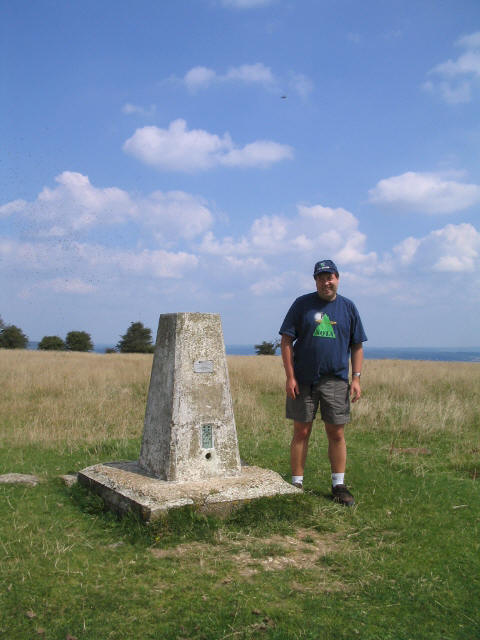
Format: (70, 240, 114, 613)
(290, 420, 313, 476)
(324, 422, 354, 505)
(324, 423, 346, 473)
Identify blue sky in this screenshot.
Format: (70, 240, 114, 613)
(1, 0, 480, 348)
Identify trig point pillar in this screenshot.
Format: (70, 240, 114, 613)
(78, 311, 300, 520)
(139, 313, 242, 482)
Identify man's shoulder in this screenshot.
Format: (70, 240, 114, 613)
(292, 292, 318, 306)
(336, 294, 358, 309)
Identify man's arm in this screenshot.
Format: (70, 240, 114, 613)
(350, 342, 364, 402)
(280, 334, 299, 399)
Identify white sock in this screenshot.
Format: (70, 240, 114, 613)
(292, 475, 303, 485)
(332, 473, 344, 487)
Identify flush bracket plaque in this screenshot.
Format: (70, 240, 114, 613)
(194, 360, 214, 374)
(201, 424, 213, 449)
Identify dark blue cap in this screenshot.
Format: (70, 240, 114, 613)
(313, 259, 339, 277)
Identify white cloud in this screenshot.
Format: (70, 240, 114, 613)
(433, 50, 480, 78)
(298, 204, 358, 231)
(0, 238, 198, 283)
(389, 223, 480, 273)
(4, 170, 478, 327)
(422, 79, 471, 104)
(73, 242, 199, 279)
(392, 236, 421, 266)
(250, 275, 285, 295)
(183, 63, 275, 92)
(0, 172, 213, 240)
(225, 63, 275, 85)
(297, 205, 376, 267)
(46, 278, 97, 294)
(199, 231, 250, 255)
(224, 256, 267, 271)
(429, 224, 480, 272)
(369, 171, 480, 214)
(458, 32, 480, 49)
(181, 63, 313, 98)
(288, 73, 314, 99)
(424, 31, 480, 103)
(123, 119, 293, 171)
(105, 248, 199, 278)
(250, 215, 288, 252)
(184, 66, 217, 91)
(200, 203, 377, 275)
(3, 187, 480, 349)
(140, 191, 213, 240)
(123, 121, 231, 171)
(222, 140, 293, 168)
(194, 202, 473, 303)
(291, 234, 313, 251)
(122, 103, 156, 117)
(34, 171, 135, 230)
(0, 199, 27, 217)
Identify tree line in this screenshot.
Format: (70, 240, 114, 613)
(1, 314, 279, 355)
(0, 316, 29, 349)
(0, 316, 155, 353)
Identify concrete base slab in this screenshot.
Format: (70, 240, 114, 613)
(0, 473, 40, 486)
(78, 462, 301, 521)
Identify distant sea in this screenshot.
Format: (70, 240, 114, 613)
(26, 342, 480, 362)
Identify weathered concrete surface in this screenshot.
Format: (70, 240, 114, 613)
(59, 474, 78, 487)
(0, 473, 40, 486)
(78, 462, 301, 521)
(139, 313, 241, 482)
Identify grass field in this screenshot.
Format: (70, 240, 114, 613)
(1, 350, 479, 639)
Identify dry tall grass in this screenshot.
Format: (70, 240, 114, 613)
(1, 351, 479, 457)
(229, 355, 480, 435)
(0, 350, 151, 447)
(355, 358, 480, 436)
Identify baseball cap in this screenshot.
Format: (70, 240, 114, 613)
(313, 259, 339, 277)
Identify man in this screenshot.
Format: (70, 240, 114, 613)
(279, 259, 367, 506)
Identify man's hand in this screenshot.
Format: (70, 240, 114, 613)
(281, 335, 299, 399)
(286, 376, 299, 399)
(350, 377, 361, 402)
(350, 343, 363, 403)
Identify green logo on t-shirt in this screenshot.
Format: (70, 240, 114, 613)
(313, 313, 336, 339)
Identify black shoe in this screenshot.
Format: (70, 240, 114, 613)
(292, 481, 303, 489)
(332, 484, 355, 506)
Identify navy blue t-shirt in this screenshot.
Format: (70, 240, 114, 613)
(279, 293, 367, 383)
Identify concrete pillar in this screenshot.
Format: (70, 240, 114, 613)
(139, 313, 241, 482)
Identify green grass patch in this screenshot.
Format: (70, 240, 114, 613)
(1, 356, 479, 639)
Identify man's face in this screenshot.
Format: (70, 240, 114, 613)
(315, 272, 339, 301)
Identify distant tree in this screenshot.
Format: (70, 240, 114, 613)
(38, 336, 66, 351)
(65, 331, 93, 352)
(105, 347, 118, 354)
(117, 322, 154, 353)
(254, 339, 280, 356)
(0, 324, 28, 349)
(0, 315, 5, 330)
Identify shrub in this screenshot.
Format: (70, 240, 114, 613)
(254, 340, 279, 356)
(66, 331, 93, 352)
(0, 324, 28, 349)
(117, 322, 154, 353)
(38, 336, 66, 351)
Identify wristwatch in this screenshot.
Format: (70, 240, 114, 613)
(352, 372, 361, 378)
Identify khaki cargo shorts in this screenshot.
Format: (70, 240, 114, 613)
(286, 376, 350, 425)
